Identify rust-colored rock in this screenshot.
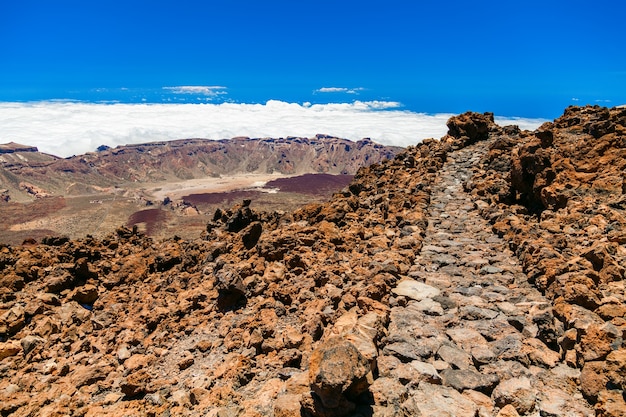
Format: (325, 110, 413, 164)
(0, 106, 623, 415)
(307, 336, 373, 413)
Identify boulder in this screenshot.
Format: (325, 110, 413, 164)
(392, 280, 440, 301)
(492, 377, 537, 414)
(402, 382, 478, 416)
(308, 337, 373, 412)
(440, 368, 499, 394)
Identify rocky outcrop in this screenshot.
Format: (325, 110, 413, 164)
(0, 142, 38, 154)
(446, 110, 497, 147)
(0, 106, 624, 416)
(18, 181, 52, 198)
(470, 105, 626, 415)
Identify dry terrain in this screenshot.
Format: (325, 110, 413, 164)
(0, 106, 624, 417)
(0, 136, 398, 244)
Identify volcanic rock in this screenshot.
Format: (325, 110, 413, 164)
(307, 336, 373, 414)
(492, 377, 537, 414)
(0, 106, 623, 416)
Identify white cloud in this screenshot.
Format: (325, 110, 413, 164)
(494, 116, 549, 131)
(0, 101, 547, 158)
(163, 86, 228, 96)
(317, 87, 345, 93)
(315, 87, 365, 94)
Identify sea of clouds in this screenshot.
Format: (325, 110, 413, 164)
(0, 101, 547, 158)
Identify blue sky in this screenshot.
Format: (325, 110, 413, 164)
(1, 0, 625, 118)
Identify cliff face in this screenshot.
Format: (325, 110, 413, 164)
(0, 142, 39, 154)
(0, 106, 624, 416)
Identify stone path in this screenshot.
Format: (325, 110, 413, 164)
(376, 141, 595, 416)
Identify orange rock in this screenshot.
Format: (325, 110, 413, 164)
(308, 336, 372, 410)
(0, 340, 22, 360)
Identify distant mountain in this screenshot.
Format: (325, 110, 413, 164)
(0, 135, 403, 199)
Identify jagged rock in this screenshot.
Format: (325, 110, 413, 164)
(274, 394, 303, 417)
(492, 377, 537, 414)
(605, 349, 626, 391)
(446, 327, 495, 364)
(440, 368, 499, 394)
(325, 309, 386, 362)
(496, 404, 521, 417)
(580, 361, 608, 401)
(0, 107, 622, 416)
(20, 335, 44, 355)
(178, 354, 195, 370)
(0, 305, 25, 335)
(307, 336, 373, 413)
(120, 370, 151, 398)
(368, 376, 408, 407)
(402, 382, 478, 416)
(70, 284, 99, 304)
(538, 387, 594, 417)
(72, 363, 111, 388)
(522, 337, 560, 368)
(241, 221, 263, 249)
(392, 280, 440, 301)
(437, 344, 473, 370)
(0, 341, 22, 359)
(44, 270, 75, 293)
(395, 360, 441, 385)
(226, 204, 258, 233)
(214, 263, 246, 309)
(579, 322, 622, 362)
(0, 272, 24, 290)
(446, 111, 497, 146)
(463, 389, 495, 417)
(595, 389, 626, 417)
(171, 389, 191, 407)
(383, 340, 434, 362)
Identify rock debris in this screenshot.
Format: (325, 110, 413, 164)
(0, 105, 624, 416)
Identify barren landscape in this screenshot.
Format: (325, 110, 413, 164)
(0, 136, 397, 244)
(2, 1, 624, 415)
(0, 106, 625, 417)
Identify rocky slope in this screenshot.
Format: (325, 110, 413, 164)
(0, 135, 401, 199)
(0, 106, 624, 417)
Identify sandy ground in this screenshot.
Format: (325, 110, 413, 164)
(146, 173, 291, 200)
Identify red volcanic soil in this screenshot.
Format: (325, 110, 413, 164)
(126, 208, 167, 236)
(0, 197, 66, 229)
(183, 190, 261, 206)
(266, 173, 353, 196)
(181, 174, 354, 209)
(0, 197, 66, 244)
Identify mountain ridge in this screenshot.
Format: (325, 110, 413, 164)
(0, 135, 402, 199)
